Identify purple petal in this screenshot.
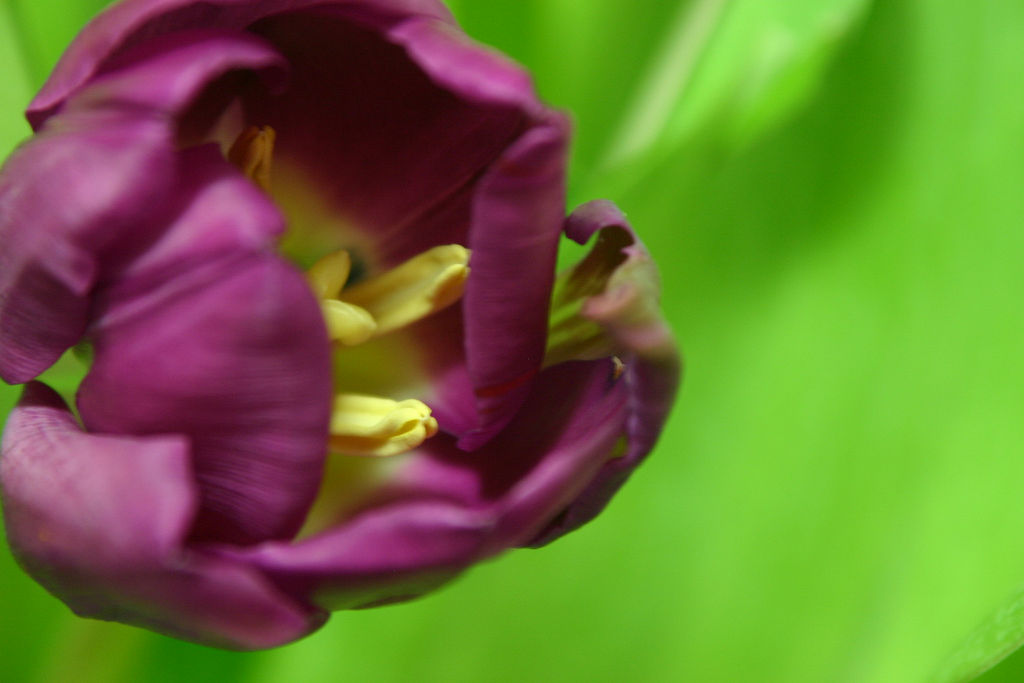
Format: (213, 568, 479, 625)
(0, 111, 171, 383)
(242, 10, 570, 449)
(63, 28, 287, 120)
(216, 498, 490, 610)
(0, 382, 323, 649)
(0, 240, 94, 383)
(98, 142, 286, 297)
(416, 358, 631, 554)
(213, 359, 627, 609)
(0, 30, 290, 384)
(526, 200, 681, 546)
(316, 111, 570, 450)
(28, 0, 454, 129)
(459, 117, 571, 449)
(78, 254, 332, 546)
(389, 15, 544, 112)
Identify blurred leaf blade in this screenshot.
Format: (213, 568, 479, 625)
(593, 0, 873, 197)
(6, 0, 113, 88)
(598, 0, 728, 171)
(934, 587, 1024, 683)
(615, 0, 1024, 680)
(0, 1, 33, 157)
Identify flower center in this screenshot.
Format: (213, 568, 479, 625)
(307, 244, 469, 456)
(229, 125, 469, 458)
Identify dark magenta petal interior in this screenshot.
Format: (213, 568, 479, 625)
(244, 11, 529, 266)
(241, 10, 569, 445)
(63, 28, 287, 121)
(458, 119, 569, 449)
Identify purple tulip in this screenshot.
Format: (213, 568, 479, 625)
(0, 0, 679, 649)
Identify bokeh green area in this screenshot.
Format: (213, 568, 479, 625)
(2, 0, 1024, 681)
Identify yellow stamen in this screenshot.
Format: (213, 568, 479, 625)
(321, 299, 377, 346)
(307, 245, 470, 340)
(329, 394, 439, 457)
(228, 125, 275, 192)
(341, 245, 470, 336)
(305, 245, 468, 458)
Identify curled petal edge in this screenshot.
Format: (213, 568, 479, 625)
(527, 199, 681, 546)
(387, 15, 541, 114)
(0, 112, 169, 384)
(0, 382, 325, 649)
(0, 30, 290, 384)
(28, 0, 455, 129)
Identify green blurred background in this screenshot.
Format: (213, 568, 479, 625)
(3, 0, 1024, 681)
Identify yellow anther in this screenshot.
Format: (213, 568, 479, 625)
(329, 394, 439, 457)
(341, 245, 470, 336)
(321, 299, 377, 346)
(228, 125, 275, 192)
(308, 249, 352, 300)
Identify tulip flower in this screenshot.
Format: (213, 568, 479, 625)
(0, 0, 679, 649)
